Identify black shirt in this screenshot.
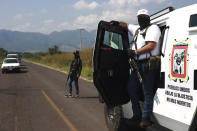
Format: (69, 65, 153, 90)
(69, 58, 82, 77)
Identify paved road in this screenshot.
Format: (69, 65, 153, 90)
(0, 61, 108, 131)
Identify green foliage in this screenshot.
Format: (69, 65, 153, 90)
(81, 67, 93, 79)
(24, 47, 94, 80)
(23, 52, 34, 58)
(0, 58, 3, 64)
(0, 48, 7, 59)
(80, 47, 93, 67)
(48, 45, 61, 55)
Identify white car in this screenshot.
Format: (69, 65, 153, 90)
(1, 58, 21, 73)
(6, 54, 21, 63)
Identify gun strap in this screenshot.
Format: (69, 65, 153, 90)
(133, 28, 140, 51)
(132, 25, 152, 59)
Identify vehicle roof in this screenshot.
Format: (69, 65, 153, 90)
(4, 58, 18, 60)
(151, 4, 197, 24)
(7, 54, 18, 56)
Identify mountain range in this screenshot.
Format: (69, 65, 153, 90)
(0, 29, 96, 52)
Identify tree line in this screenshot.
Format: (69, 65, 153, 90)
(48, 45, 61, 55)
(0, 48, 7, 58)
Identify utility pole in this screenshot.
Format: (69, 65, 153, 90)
(79, 28, 84, 50)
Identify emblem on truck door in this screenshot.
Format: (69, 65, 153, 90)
(169, 39, 190, 83)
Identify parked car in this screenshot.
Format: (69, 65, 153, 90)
(1, 58, 21, 73)
(6, 54, 21, 63)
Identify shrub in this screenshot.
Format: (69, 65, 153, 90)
(24, 47, 94, 80)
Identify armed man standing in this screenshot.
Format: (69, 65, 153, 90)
(66, 50, 82, 98)
(115, 9, 161, 128)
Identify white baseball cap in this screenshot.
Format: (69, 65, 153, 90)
(137, 9, 149, 16)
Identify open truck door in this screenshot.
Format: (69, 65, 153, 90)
(93, 21, 130, 107)
(93, 21, 131, 131)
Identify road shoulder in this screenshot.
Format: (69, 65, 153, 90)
(23, 59, 93, 83)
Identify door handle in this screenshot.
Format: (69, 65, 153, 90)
(107, 70, 114, 77)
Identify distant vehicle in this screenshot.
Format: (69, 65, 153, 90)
(1, 58, 21, 73)
(6, 54, 21, 63)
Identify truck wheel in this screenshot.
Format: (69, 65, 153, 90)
(2, 70, 4, 74)
(104, 104, 124, 131)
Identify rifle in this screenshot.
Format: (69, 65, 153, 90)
(128, 57, 143, 84)
(65, 73, 70, 96)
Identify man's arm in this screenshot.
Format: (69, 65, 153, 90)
(77, 59, 82, 78)
(69, 60, 74, 74)
(119, 21, 129, 30)
(135, 41, 156, 55)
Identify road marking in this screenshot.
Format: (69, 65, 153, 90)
(41, 89, 78, 131)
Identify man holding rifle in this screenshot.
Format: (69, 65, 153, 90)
(113, 9, 161, 127)
(65, 50, 82, 98)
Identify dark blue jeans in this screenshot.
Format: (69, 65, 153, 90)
(128, 61, 156, 118)
(68, 76, 79, 95)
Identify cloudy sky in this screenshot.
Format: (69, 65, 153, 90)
(0, 0, 196, 34)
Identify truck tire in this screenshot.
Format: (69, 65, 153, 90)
(104, 104, 125, 131)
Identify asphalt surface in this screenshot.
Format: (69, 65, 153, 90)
(0, 61, 108, 131)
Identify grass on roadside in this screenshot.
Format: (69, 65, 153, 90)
(23, 47, 94, 80)
(0, 58, 3, 65)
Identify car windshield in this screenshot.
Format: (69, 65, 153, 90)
(7, 55, 18, 58)
(4, 59, 18, 63)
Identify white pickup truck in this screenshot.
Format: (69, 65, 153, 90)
(93, 4, 197, 131)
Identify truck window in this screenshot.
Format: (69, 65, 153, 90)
(103, 31, 123, 50)
(158, 24, 168, 56)
(159, 25, 166, 44)
(189, 14, 197, 27)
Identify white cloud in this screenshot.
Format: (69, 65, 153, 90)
(101, 9, 135, 22)
(88, 1, 99, 10)
(103, 0, 166, 20)
(57, 22, 77, 31)
(25, 13, 33, 17)
(42, 19, 54, 25)
(14, 14, 24, 20)
(59, 22, 70, 28)
(71, 9, 135, 31)
(41, 8, 48, 14)
(12, 23, 31, 32)
(70, 0, 167, 31)
(13, 13, 33, 20)
(108, 0, 166, 7)
(73, 0, 99, 10)
(74, 14, 100, 30)
(75, 14, 99, 25)
(11, 0, 167, 33)
(108, 0, 127, 8)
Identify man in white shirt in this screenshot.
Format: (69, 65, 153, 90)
(116, 9, 161, 128)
